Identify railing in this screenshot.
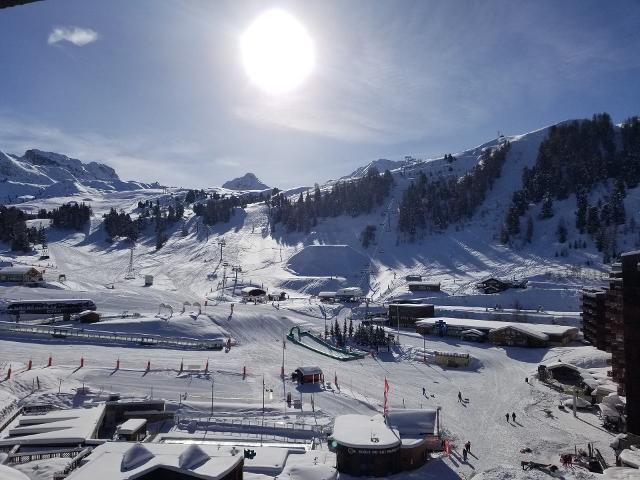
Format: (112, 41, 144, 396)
(52, 447, 93, 480)
(0, 322, 224, 351)
(8, 447, 86, 464)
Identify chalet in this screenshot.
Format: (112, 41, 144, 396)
(0, 266, 42, 284)
(240, 287, 266, 301)
(388, 303, 435, 328)
(488, 325, 549, 347)
(65, 443, 244, 480)
(386, 409, 441, 471)
(292, 366, 323, 384)
(115, 418, 147, 442)
(415, 317, 578, 346)
(267, 291, 287, 301)
(407, 281, 441, 292)
(476, 277, 528, 294)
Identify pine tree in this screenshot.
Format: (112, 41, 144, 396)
(540, 195, 554, 219)
(556, 218, 568, 243)
(575, 192, 587, 233)
(348, 319, 354, 338)
(525, 216, 534, 243)
(586, 206, 600, 235)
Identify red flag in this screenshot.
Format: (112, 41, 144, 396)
(383, 378, 390, 415)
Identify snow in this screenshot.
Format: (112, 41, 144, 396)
(116, 418, 147, 435)
(415, 317, 578, 336)
(0, 465, 31, 480)
(620, 449, 640, 469)
(0, 405, 105, 446)
(286, 245, 368, 277)
(222, 173, 270, 191)
(331, 414, 400, 449)
(66, 442, 243, 480)
(603, 467, 640, 479)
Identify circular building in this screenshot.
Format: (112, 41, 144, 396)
(330, 414, 401, 477)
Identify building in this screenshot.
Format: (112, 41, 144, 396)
(335, 287, 363, 302)
(330, 409, 440, 476)
(607, 262, 625, 393)
(386, 409, 440, 470)
(292, 366, 323, 384)
(0, 266, 42, 284)
(318, 291, 336, 302)
(488, 325, 549, 347)
(65, 443, 244, 480)
(0, 405, 106, 447)
(621, 251, 640, 434)
(330, 414, 401, 476)
(407, 282, 441, 292)
(405, 275, 422, 282)
(115, 418, 147, 442)
(388, 304, 435, 328)
(476, 277, 527, 294)
(144, 275, 154, 286)
(415, 317, 578, 346)
(76, 310, 101, 323)
(581, 288, 608, 350)
(240, 287, 266, 301)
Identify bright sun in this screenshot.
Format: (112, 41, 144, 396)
(241, 10, 315, 95)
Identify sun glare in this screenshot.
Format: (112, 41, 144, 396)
(241, 9, 315, 95)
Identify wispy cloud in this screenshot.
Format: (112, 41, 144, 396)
(48, 26, 99, 47)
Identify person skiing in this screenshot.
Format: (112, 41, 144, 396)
(462, 448, 468, 461)
(525, 377, 528, 383)
(512, 412, 516, 422)
(465, 441, 471, 453)
(422, 387, 426, 396)
(505, 413, 510, 422)
(458, 391, 462, 403)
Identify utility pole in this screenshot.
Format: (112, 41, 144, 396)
(217, 239, 226, 263)
(211, 372, 219, 417)
(261, 374, 265, 446)
(125, 243, 135, 279)
(232, 265, 242, 295)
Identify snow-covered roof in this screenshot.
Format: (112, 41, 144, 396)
(415, 317, 578, 337)
(296, 366, 322, 375)
(336, 287, 363, 296)
(0, 266, 40, 274)
(0, 405, 105, 446)
(241, 286, 266, 295)
(0, 465, 30, 480)
(66, 442, 243, 480)
(318, 291, 336, 297)
(386, 409, 438, 438)
(331, 414, 400, 449)
(602, 466, 640, 479)
(116, 418, 147, 435)
(490, 324, 549, 341)
(407, 281, 440, 286)
(461, 329, 485, 336)
(619, 449, 640, 469)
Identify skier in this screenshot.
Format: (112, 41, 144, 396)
(462, 448, 468, 461)
(422, 387, 426, 396)
(458, 391, 462, 403)
(525, 377, 528, 383)
(512, 412, 516, 422)
(505, 413, 510, 422)
(465, 441, 471, 453)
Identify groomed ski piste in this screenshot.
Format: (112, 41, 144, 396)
(1, 126, 638, 479)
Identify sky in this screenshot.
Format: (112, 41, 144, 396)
(0, 0, 639, 189)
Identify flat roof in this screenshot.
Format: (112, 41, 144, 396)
(331, 414, 400, 449)
(0, 405, 105, 446)
(0, 266, 40, 274)
(296, 366, 322, 375)
(388, 303, 434, 308)
(415, 317, 578, 336)
(116, 418, 147, 435)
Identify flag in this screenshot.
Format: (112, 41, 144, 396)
(383, 377, 390, 415)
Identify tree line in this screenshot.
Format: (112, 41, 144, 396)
(268, 168, 394, 233)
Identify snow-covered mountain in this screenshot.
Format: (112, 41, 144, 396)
(343, 158, 411, 179)
(222, 172, 270, 191)
(0, 149, 157, 202)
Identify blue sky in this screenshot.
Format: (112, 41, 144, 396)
(1, 0, 639, 188)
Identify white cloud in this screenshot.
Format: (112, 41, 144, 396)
(48, 26, 99, 47)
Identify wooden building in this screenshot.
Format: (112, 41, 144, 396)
(0, 266, 42, 284)
(476, 277, 528, 294)
(76, 310, 101, 323)
(292, 366, 323, 384)
(488, 325, 549, 347)
(407, 281, 441, 292)
(387, 303, 435, 328)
